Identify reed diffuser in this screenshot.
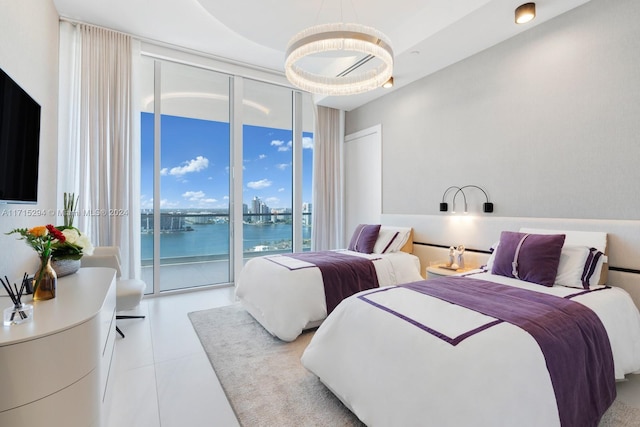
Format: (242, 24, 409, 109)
(2, 274, 33, 326)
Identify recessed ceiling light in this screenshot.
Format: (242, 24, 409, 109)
(515, 3, 536, 24)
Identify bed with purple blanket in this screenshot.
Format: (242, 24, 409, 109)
(301, 230, 640, 426)
(236, 225, 423, 342)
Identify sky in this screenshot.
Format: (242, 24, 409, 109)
(140, 113, 313, 211)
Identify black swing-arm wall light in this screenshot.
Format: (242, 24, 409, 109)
(440, 185, 494, 213)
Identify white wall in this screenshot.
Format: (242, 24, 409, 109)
(0, 0, 60, 279)
(346, 0, 640, 221)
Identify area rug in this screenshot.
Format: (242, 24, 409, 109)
(189, 304, 640, 427)
(188, 303, 363, 427)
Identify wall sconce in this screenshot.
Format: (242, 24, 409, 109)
(515, 3, 536, 24)
(439, 185, 494, 213)
(440, 186, 461, 212)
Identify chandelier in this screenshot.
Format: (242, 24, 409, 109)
(285, 22, 394, 96)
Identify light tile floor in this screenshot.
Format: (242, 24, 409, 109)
(106, 286, 240, 427)
(107, 286, 640, 427)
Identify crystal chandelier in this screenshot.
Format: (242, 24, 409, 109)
(285, 22, 394, 96)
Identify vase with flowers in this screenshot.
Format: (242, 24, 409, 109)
(8, 194, 95, 297)
(7, 225, 67, 300)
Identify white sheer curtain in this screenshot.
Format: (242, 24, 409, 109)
(58, 21, 140, 279)
(311, 105, 344, 251)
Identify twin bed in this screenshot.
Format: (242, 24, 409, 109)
(236, 226, 640, 426)
(236, 225, 422, 341)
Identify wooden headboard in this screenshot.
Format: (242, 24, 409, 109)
(400, 229, 414, 254)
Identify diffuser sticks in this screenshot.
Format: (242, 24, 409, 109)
(2, 274, 33, 326)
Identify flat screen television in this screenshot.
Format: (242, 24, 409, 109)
(0, 67, 41, 204)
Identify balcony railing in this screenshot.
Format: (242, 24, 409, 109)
(140, 211, 311, 292)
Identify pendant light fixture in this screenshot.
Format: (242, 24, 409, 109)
(284, 3, 394, 96)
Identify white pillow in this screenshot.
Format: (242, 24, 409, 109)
(484, 241, 500, 271)
(587, 253, 607, 287)
(555, 245, 606, 289)
(373, 227, 411, 254)
(555, 246, 590, 288)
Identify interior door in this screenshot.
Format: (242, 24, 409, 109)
(344, 124, 382, 246)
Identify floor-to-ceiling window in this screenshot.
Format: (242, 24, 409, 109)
(242, 79, 294, 256)
(140, 55, 314, 294)
(140, 58, 232, 293)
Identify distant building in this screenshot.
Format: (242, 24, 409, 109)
(250, 196, 270, 223)
(302, 202, 312, 226)
(271, 207, 291, 223)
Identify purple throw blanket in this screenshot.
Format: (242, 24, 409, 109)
(285, 251, 380, 314)
(402, 277, 616, 427)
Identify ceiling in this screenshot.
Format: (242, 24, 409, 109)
(53, 0, 591, 111)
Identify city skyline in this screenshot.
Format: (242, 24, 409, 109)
(140, 113, 313, 211)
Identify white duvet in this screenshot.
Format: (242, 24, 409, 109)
(235, 250, 423, 342)
(301, 272, 640, 427)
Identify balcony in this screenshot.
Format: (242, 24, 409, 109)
(140, 211, 311, 293)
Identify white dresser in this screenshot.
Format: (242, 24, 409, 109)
(0, 267, 117, 426)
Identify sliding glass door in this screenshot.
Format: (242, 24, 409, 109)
(140, 58, 231, 292)
(140, 56, 314, 294)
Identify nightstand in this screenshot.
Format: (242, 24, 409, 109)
(426, 265, 473, 280)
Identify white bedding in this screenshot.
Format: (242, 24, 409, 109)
(301, 272, 640, 427)
(235, 250, 423, 342)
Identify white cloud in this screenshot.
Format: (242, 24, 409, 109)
(166, 156, 209, 177)
(303, 136, 314, 149)
(276, 163, 290, 170)
(140, 195, 153, 209)
(265, 197, 280, 205)
(276, 140, 293, 152)
(181, 191, 218, 205)
(278, 188, 285, 192)
(160, 168, 168, 176)
(247, 179, 272, 190)
(182, 190, 205, 201)
(270, 140, 284, 147)
(160, 199, 180, 208)
(259, 154, 267, 159)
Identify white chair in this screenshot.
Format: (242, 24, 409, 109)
(81, 246, 146, 338)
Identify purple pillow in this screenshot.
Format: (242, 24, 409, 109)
(348, 224, 381, 254)
(491, 231, 566, 287)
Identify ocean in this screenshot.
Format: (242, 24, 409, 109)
(140, 222, 311, 260)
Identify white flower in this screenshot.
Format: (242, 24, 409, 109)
(76, 233, 94, 256)
(61, 228, 80, 244)
(61, 228, 95, 256)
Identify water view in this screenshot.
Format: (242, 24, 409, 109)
(141, 214, 311, 263)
